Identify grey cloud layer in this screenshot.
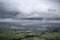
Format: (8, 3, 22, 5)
(0, 0, 60, 19)
(0, 9, 19, 18)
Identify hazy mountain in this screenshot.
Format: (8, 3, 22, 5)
(0, 22, 60, 28)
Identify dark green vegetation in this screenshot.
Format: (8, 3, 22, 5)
(0, 27, 60, 40)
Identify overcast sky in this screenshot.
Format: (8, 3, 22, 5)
(0, 0, 60, 22)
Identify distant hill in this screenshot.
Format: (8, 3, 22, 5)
(20, 18, 43, 20)
(0, 22, 60, 29)
(46, 18, 60, 20)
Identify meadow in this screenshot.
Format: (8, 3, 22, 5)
(0, 27, 60, 40)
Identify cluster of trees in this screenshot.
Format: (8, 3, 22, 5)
(47, 26, 60, 32)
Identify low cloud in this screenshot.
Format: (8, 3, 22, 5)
(0, 0, 60, 27)
(0, 0, 60, 19)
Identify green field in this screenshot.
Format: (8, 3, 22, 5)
(0, 27, 60, 40)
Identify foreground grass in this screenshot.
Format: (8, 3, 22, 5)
(0, 28, 60, 40)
